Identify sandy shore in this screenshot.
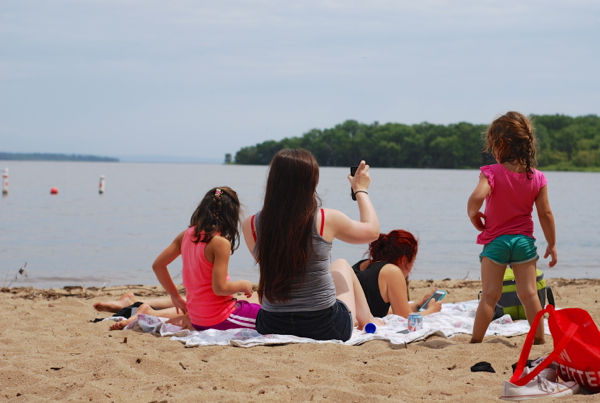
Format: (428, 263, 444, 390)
(2, 278, 599, 402)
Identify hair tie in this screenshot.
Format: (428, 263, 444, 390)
(215, 189, 223, 196)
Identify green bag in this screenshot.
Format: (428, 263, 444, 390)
(490, 267, 555, 321)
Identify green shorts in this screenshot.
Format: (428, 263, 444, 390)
(479, 234, 538, 266)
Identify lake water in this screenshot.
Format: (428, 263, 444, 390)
(1, 161, 599, 288)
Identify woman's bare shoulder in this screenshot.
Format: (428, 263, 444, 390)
(241, 215, 253, 226)
(174, 230, 186, 243)
(379, 264, 404, 283)
(322, 207, 344, 218)
(210, 234, 231, 245)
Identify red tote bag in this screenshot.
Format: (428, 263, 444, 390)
(510, 305, 600, 393)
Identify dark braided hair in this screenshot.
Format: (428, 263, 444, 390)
(189, 186, 241, 254)
(484, 111, 538, 179)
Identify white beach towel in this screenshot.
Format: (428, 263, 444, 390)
(119, 300, 550, 348)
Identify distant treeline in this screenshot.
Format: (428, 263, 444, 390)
(0, 152, 119, 162)
(234, 114, 600, 170)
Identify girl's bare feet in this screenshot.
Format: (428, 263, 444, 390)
(109, 303, 153, 331)
(109, 319, 130, 331)
(94, 292, 137, 313)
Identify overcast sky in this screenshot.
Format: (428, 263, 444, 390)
(1, 1, 599, 162)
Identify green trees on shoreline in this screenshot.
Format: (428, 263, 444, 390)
(234, 114, 600, 171)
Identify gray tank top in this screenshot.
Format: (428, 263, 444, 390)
(254, 211, 336, 312)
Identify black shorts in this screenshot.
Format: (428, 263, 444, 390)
(256, 299, 353, 342)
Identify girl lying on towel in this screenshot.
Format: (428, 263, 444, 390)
(352, 229, 442, 318)
(108, 186, 260, 331)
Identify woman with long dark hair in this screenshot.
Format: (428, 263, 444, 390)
(242, 149, 382, 341)
(353, 229, 442, 318)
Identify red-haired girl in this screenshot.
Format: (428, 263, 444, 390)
(353, 230, 442, 318)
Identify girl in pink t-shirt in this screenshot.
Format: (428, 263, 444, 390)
(110, 187, 260, 331)
(467, 112, 557, 345)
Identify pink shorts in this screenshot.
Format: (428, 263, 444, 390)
(192, 300, 261, 331)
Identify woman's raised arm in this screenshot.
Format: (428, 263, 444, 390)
(322, 161, 380, 244)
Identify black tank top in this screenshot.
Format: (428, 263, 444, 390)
(352, 260, 390, 317)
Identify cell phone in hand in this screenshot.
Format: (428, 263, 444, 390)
(419, 290, 447, 311)
(350, 166, 358, 201)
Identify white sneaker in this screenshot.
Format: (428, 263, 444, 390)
(529, 357, 558, 382)
(501, 367, 580, 401)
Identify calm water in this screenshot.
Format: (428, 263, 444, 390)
(1, 162, 599, 288)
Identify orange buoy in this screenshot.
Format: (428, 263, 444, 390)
(50, 187, 58, 195)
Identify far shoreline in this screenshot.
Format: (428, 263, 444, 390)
(4, 277, 600, 297)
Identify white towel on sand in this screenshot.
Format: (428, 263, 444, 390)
(121, 300, 550, 348)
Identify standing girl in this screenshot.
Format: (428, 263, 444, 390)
(111, 187, 260, 331)
(467, 112, 557, 344)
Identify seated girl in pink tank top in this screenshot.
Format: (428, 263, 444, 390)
(109, 187, 260, 331)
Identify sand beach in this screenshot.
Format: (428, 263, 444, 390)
(2, 278, 599, 402)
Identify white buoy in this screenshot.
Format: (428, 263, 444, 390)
(2, 168, 8, 195)
(99, 175, 106, 194)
